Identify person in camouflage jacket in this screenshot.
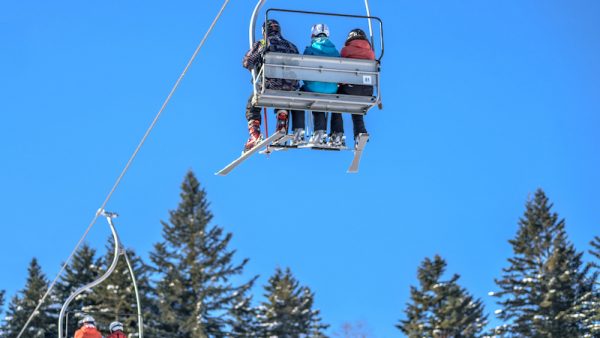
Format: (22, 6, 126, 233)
(241, 19, 305, 152)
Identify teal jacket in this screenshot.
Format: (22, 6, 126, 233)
(303, 37, 340, 94)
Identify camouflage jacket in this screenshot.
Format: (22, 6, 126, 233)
(242, 33, 300, 91)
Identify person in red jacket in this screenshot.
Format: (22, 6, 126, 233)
(74, 315, 102, 338)
(329, 28, 376, 148)
(107, 321, 127, 338)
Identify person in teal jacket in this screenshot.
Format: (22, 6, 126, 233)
(302, 24, 340, 147)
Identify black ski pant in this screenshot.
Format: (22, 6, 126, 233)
(330, 85, 373, 137)
(300, 87, 328, 132)
(245, 93, 305, 131)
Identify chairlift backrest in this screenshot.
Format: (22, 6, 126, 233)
(263, 53, 379, 87)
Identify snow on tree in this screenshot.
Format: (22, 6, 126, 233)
(150, 171, 255, 337)
(492, 189, 594, 337)
(2, 258, 56, 338)
(257, 267, 329, 338)
(398, 255, 487, 338)
(229, 290, 260, 337)
(576, 236, 600, 337)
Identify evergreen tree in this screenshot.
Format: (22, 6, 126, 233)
(0, 289, 5, 336)
(257, 267, 329, 338)
(54, 243, 102, 335)
(229, 291, 260, 337)
(3, 258, 56, 338)
(492, 189, 593, 337)
(591, 236, 600, 335)
(150, 171, 255, 337)
(577, 236, 600, 337)
(590, 236, 600, 268)
(397, 255, 487, 338)
(86, 238, 157, 335)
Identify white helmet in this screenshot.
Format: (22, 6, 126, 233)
(311, 23, 330, 38)
(109, 321, 124, 333)
(82, 315, 95, 325)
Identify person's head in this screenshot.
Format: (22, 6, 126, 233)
(82, 315, 96, 327)
(311, 23, 330, 39)
(109, 321, 124, 333)
(262, 19, 281, 36)
(345, 28, 368, 44)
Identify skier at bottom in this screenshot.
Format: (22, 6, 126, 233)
(74, 316, 102, 338)
(107, 321, 127, 338)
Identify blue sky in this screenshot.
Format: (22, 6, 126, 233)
(1, 0, 599, 336)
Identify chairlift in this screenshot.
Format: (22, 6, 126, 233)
(216, 1, 384, 175)
(57, 210, 144, 338)
(251, 7, 384, 115)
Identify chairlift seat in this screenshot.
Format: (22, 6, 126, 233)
(253, 52, 381, 114)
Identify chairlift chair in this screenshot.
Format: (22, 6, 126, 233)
(249, 5, 385, 115)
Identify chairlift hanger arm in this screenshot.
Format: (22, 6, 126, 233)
(57, 212, 144, 338)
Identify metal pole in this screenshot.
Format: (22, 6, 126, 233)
(122, 249, 144, 338)
(65, 312, 69, 338)
(58, 211, 121, 338)
(364, 0, 375, 50)
(249, 0, 267, 98)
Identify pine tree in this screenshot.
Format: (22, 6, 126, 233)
(591, 236, 600, 335)
(150, 171, 255, 338)
(3, 258, 56, 338)
(578, 236, 600, 337)
(397, 255, 487, 338)
(54, 243, 102, 335)
(492, 189, 593, 337)
(229, 291, 260, 337)
(591, 236, 600, 268)
(0, 289, 5, 335)
(257, 267, 329, 338)
(86, 238, 157, 335)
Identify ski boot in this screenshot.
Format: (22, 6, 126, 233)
(269, 110, 290, 147)
(354, 133, 369, 150)
(243, 119, 263, 153)
(275, 110, 289, 133)
(290, 128, 306, 146)
(307, 130, 327, 147)
(328, 132, 346, 148)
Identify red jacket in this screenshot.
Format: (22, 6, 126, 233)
(107, 331, 127, 338)
(74, 325, 102, 338)
(340, 39, 375, 60)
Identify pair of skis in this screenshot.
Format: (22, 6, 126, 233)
(215, 132, 368, 176)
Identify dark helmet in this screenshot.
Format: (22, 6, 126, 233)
(346, 28, 368, 43)
(262, 19, 281, 36)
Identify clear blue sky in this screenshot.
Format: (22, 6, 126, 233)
(1, 0, 599, 336)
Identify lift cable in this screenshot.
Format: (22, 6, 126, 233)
(16, 1, 231, 336)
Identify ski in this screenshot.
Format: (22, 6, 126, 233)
(259, 135, 294, 154)
(215, 131, 287, 176)
(347, 133, 369, 173)
(298, 143, 347, 151)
